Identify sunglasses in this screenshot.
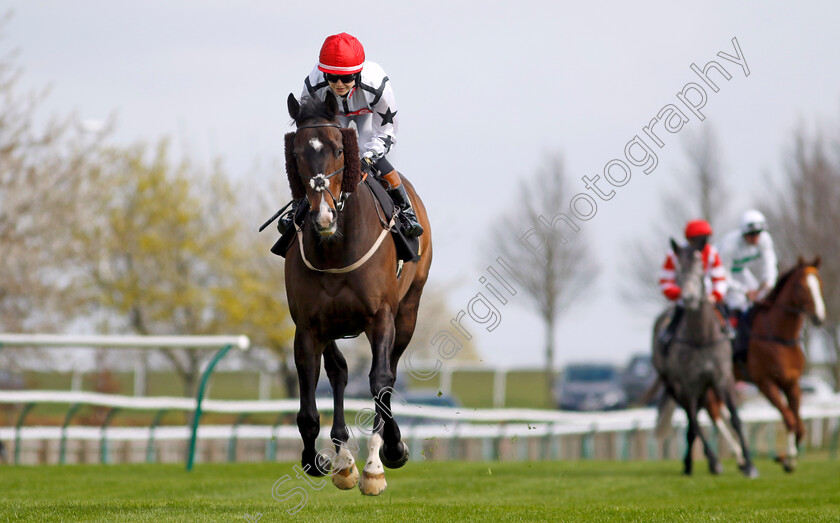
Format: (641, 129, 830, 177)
(325, 73, 356, 84)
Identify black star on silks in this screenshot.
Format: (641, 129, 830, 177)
(382, 135, 394, 153)
(378, 107, 397, 125)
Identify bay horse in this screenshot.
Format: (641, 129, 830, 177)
(283, 93, 432, 495)
(652, 239, 757, 477)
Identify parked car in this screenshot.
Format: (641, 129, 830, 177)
(0, 370, 25, 390)
(555, 363, 627, 411)
(621, 354, 658, 406)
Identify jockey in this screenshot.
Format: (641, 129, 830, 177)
(658, 219, 734, 348)
(278, 32, 423, 238)
(716, 209, 779, 357)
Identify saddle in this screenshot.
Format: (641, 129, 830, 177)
(270, 176, 421, 266)
(732, 307, 756, 364)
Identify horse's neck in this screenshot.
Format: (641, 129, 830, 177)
(755, 289, 805, 338)
(684, 302, 719, 341)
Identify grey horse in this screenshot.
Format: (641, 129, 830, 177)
(652, 239, 758, 477)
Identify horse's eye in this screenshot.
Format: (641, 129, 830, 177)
(336, 147, 344, 158)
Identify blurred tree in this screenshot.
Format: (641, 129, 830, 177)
(485, 154, 599, 402)
(622, 126, 732, 309)
(78, 141, 293, 397)
(0, 22, 100, 331)
(0, 16, 108, 370)
(763, 126, 840, 390)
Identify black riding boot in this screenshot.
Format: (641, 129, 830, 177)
(716, 303, 737, 339)
(658, 305, 684, 354)
(277, 198, 304, 235)
(388, 184, 424, 238)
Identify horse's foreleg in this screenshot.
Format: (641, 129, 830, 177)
(720, 387, 759, 478)
(683, 399, 698, 476)
(781, 381, 804, 472)
(323, 342, 358, 490)
(294, 331, 330, 477)
(365, 307, 408, 469)
(688, 395, 721, 475)
(756, 378, 798, 472)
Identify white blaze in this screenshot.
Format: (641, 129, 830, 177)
(309, 137, 323, 152)
(317, 195, 332, 228)
(806, 273, 826, 322)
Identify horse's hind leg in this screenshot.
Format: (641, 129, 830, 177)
(323, 341, 359, 490)
(294, 330, 330, 477)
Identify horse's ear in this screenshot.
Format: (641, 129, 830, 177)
(797, 255, 805, 267)
(669, 238, 679, 254)
(340, 128, 361, 193)
(287, 93, 300, 121)
(813, 256, 821, 268)
(325, 92, 339, 118)
(285, 132, 305, 199)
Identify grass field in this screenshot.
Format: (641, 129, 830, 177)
(1, 457, 838, 522)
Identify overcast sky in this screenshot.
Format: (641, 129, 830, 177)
(7, 1, 840, 370)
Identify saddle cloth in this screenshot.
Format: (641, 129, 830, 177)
(270, 176, 421, 265)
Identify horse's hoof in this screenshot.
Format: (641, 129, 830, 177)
(331, 464, 359, 490)
(783, 458, 796, 473)
(739, 463, 759, 479)
(358, 470, 387, 496)
(709, 462, 723, 475)
(774, 454, 796, 473)
(380, 441, 409, 469)
(302, 452, 331, 477)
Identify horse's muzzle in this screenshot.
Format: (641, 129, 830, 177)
(310, 208, 337, 235)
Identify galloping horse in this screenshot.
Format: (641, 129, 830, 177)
(732, 257, 825, 472)
(283, 93, 432, 495)
(655, 257, 826, 473)
(652, 239, 757, 477)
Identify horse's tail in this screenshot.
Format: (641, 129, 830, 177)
(654, 392, 677, 440)
(638, 375, 663, 407)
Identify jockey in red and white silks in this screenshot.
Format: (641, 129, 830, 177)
(717, 209, 778, 313)
(657, 219, 733, 348)
(302, 59, 397, 166)
(659, 221, 728, 304)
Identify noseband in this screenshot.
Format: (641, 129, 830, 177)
(295, 122, 349, 211)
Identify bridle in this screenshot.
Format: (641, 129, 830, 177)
(295, 122, 349, 212)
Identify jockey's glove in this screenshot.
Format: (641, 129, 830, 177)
(361, 156, 375, 175)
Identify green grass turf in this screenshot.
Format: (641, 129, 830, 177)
(1, 458, 838, 522)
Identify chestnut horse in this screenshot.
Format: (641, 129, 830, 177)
(655, 257, 826, 473)
(732, 257, 825, 471)
(283, 93, 432, 495)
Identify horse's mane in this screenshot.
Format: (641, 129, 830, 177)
(293, 95, 337, 126)
(761, 264, 800, 305)
(285, 94, 361, 199)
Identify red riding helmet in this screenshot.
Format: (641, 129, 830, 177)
(684, 219, 713, 239)
(318, 33, 365, 75)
